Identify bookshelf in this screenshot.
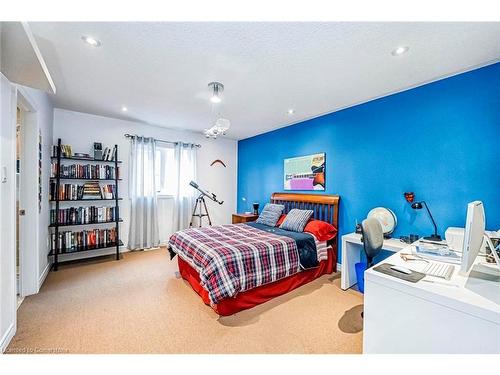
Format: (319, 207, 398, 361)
(50, 198, 123, 202)
(50, 177, 123, 181)
(49, 219, 123, 228)
(50, 138, 123, 271)
(51, 156, 122, 163)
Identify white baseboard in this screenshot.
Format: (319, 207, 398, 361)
(143, 245, 165, 252)
(38, 261, 51, 291)
(0, 323, 15, 354)
(17, 296, 25, 310)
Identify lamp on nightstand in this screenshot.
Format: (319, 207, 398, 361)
(404, 192, 441, 241)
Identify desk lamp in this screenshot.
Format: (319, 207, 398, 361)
(404, 192, 441, 241)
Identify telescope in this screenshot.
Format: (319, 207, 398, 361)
(189, 181, 223, 228)
(189, 181, 223, 205)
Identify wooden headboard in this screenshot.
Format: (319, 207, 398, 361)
(270, 192, 340, 229)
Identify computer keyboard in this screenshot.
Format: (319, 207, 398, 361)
(422, 261, 455, 280)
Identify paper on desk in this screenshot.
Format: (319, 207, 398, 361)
(412, 243, 462, 265)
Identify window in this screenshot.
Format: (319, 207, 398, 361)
(155, 145, 176, 196)
(155, 144, 197, 197)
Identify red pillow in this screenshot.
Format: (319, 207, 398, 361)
(276, 214, 286, 226)
(303, 219, 338, 241)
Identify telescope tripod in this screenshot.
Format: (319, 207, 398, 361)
(190, 194, 212, 227)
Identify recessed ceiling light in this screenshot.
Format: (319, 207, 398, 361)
(121, 106, 128, 112)
(391, 46, 409, 56)
(81, 35, 101, 47)
(287, 109, 295, 115)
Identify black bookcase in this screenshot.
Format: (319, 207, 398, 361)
(49, 138, 123, 271)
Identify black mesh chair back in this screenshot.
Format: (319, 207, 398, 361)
(361, 218, 384, 268)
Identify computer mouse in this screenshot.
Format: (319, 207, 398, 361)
(390, 265, 413, 275)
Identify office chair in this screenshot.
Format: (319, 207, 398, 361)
(360, 217, 383, 319)
(361, 217, 384, 268)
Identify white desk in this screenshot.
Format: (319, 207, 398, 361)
(363, 246, 500, 353)
(341, 233, 407, 290)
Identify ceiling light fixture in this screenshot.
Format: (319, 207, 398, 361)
(288, 109, 295, 115)
(204, 82, 230, 139)
(204, 117, 231, 139)
(81, 35, 101, 47)
(208, 82, 224, 103)
(121, 106, 128, 112)
(391, 46, 409, 56)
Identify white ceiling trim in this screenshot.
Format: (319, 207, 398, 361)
(0, 22, 56, 94)
(21, 22, 56, 94)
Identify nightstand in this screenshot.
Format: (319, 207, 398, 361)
(232, 213, 259, 224)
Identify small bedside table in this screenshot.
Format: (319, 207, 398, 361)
(232, 213, 259, 224)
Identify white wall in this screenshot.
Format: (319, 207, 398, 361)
(53, 109, 237, 255)
(0, 71, 53, 353)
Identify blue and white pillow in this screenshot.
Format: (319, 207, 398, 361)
(279, 209, 313, 232)
(255, 203, 285, 227)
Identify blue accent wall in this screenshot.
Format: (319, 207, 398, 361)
(237, 63, 500, 263)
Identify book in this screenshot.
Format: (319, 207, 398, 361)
(51, 162, 117, 179)
(52, 144, 73, 158)
(74, 152, 92, 159)
(50, 181, 117, 200)
(50, 183, 84, 200)
(51, 227, 118, 253)
(50, 206, 116, 225)
(100, 184, 116, 199)
(82, 181, 102, 198)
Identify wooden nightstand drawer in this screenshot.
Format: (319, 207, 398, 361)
(232, 213, 259, 224)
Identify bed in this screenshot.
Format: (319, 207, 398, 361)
(169, 192, 340, 316)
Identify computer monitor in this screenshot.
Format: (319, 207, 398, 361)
(460, 201, 485, 275)
(459, 201, 500, 275)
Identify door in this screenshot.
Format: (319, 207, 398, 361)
(16, 88, 40, 298)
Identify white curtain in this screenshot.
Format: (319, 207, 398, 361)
(128, 136, 160, 250)
(172, 142, 197, 231)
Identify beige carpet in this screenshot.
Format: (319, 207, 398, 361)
(7, 249, 363, 354)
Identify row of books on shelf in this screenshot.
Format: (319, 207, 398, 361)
(50, 228, 119, 253)
(50, 182, 117, 200)
(51, 162, 120, 179)
(50, 206, 118, 225)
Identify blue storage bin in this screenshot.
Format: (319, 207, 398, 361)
(355, 262, 368, 293)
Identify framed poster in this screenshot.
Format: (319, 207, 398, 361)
(39, 130, 42, 213)
(284, 153, 325, 191)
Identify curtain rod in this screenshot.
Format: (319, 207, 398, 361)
(124, 133, 201, 148)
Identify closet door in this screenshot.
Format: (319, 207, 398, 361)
(0, 73, 17, 353)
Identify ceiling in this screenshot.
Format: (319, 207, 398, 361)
(30, 22, 500, 140)
(1, 22, 56, 94)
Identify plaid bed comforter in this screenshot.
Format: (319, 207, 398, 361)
(168, 224, 301, 305)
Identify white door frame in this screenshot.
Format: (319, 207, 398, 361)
(15, 87, 40, 297)
(0, 73, 17, 353)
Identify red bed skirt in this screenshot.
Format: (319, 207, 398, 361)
(177, 247, 337, 316)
